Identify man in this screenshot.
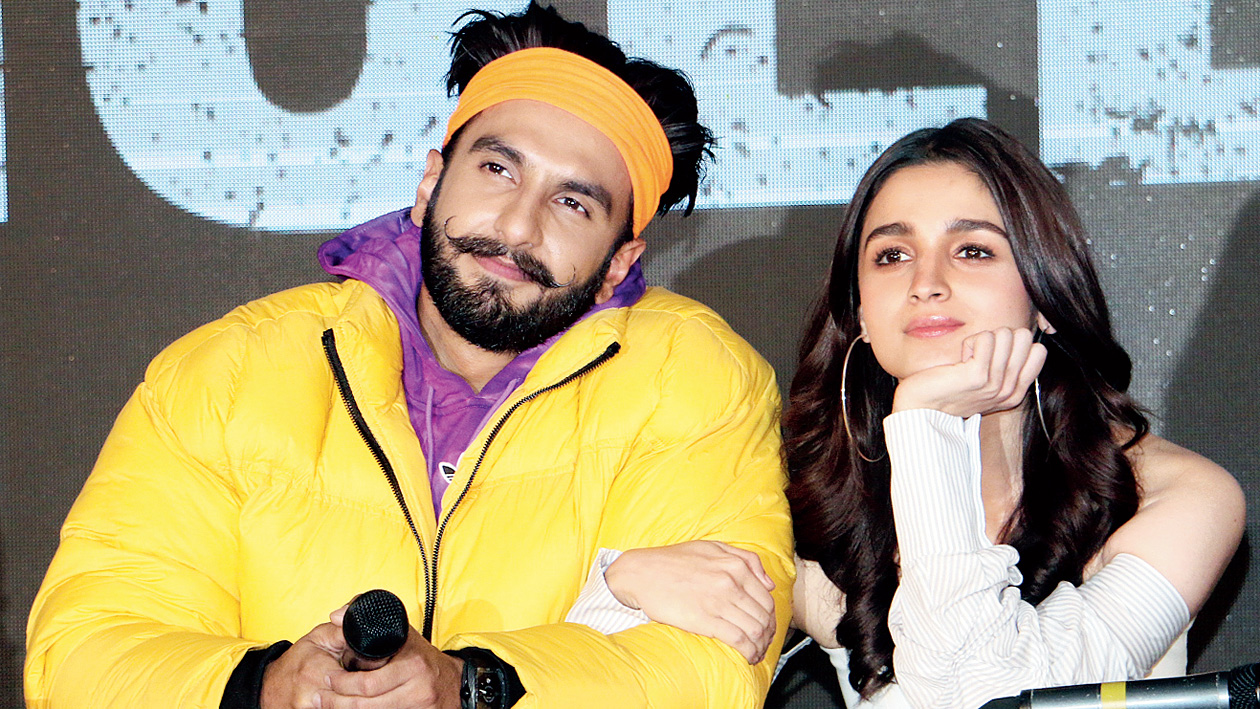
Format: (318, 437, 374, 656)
(25, 4, 793, 708)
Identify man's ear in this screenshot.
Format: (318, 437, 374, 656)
(595, 238, 647, 304)
(411, 149, 445, 226)
(1036, 312, 1057, 335)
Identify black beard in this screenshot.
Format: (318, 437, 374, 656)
(419, 188, 616, 354)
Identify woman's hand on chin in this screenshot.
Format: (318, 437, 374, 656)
(891, 327, 1046, 418)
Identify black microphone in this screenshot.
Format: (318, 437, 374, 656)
(340, 589, 409, 671)
(978, 663, 1259, 709)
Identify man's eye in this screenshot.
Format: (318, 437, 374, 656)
(559, 197, 587, 214)
(483, 162, 510, 177)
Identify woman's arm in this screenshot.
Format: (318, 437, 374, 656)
(1098, 433, 1244, 618)
(594, 541, 779, 664)
(884, 409, 1242, 709)
(791, 556, 843, 649)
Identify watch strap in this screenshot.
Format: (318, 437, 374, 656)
(445, 646, 525, 709)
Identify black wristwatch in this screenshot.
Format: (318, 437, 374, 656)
(445, 647, 525, 709)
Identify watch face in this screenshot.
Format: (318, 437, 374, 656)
(475, 671, 503, 706)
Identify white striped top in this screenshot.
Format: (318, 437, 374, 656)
(563, 547, 652, 633)
(878, 409, 1190, 709)
(823, 630, 1188, 709)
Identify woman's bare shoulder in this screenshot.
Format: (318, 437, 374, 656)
(1128, 432, 1243, 512)
(1101, 431, 1245, 614)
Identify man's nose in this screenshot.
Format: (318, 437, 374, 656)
(493, 193, 542, 249)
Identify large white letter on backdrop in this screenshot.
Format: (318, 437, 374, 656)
(78, 0, 515, 230)
(79, 0, 984, 230)
(607, 0, 986, 209)
(1041, 0, 1260, 183)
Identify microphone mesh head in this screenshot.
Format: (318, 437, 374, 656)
(343, 589, 409, 660)
(1229, 663, 1259, 709)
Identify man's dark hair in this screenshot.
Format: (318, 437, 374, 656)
(443, 2, 714, 219)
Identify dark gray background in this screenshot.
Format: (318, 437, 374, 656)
(2, 0, 1257, 706)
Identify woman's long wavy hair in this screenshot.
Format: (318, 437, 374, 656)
(785, 118, 1149, 698)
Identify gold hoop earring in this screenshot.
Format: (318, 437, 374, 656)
(1032, 328, 1052, 442)
(840, 337, 886, 463)
(1034, 377, 1051, 442)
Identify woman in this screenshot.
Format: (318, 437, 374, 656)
(604, 117, 1243, 708)
(784, 117, 1243, 708)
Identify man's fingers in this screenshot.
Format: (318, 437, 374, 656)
(327, 662, 410, 698)
(260, 625, 345, 709)
(328, 604, 348, 626)
(306, 621, 350, 655)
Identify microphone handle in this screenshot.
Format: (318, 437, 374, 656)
(1024, 671, 1229, 709)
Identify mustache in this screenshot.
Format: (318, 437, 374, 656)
(446, 232, 573, 289)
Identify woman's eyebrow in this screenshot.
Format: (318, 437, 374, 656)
(948, 218, 1008, 238)
(863, 222, 910, 242)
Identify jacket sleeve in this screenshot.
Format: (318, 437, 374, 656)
(25, 358, 260, 707)
(447, 321, 795, 708)
(884, 409, 1190, 709)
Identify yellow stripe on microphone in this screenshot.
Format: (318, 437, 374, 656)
(1100, 681, 1127, 708)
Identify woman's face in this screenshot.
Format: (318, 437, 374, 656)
(856, 161, 1041, 381)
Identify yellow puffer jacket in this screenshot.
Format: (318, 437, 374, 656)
(26, 279, 794, 708)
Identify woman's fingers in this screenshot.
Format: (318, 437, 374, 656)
(1012, 341, 1048, 408)
(998, 328, 1034, 402)
(986, 327, 1014, 393)
(895, 327, 1045, 417)
(704, 608, 773, 664)
(604, 540, 778, 664)
(725, 543, 776, 591)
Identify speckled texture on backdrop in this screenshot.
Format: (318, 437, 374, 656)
(3, 3, 1258, 708)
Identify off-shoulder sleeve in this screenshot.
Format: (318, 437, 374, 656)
(883, 409, 1189, 709)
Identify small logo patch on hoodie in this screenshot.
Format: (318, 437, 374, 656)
(439, 462, 457, 483)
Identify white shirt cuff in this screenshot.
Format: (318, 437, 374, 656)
(564, 548, 652, 634)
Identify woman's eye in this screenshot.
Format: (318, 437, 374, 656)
(958, 244, 993, 259)
(874, 247, 906, 265)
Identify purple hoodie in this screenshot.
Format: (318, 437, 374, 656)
(318, 209, 646, 518)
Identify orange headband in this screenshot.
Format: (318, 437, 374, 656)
(444, 47, 673, 236)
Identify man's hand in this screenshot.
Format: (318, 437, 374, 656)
(320, 626, 463, 709)
(605, 541, 776, 664)
(260, 608, 463, 709)
(260, 621, 346, 709)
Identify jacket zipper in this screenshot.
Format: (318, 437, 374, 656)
(322, 329, 432, 598)
(322, 328, 620, 639)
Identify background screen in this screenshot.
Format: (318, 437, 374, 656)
(3, 0, 1258, 704)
